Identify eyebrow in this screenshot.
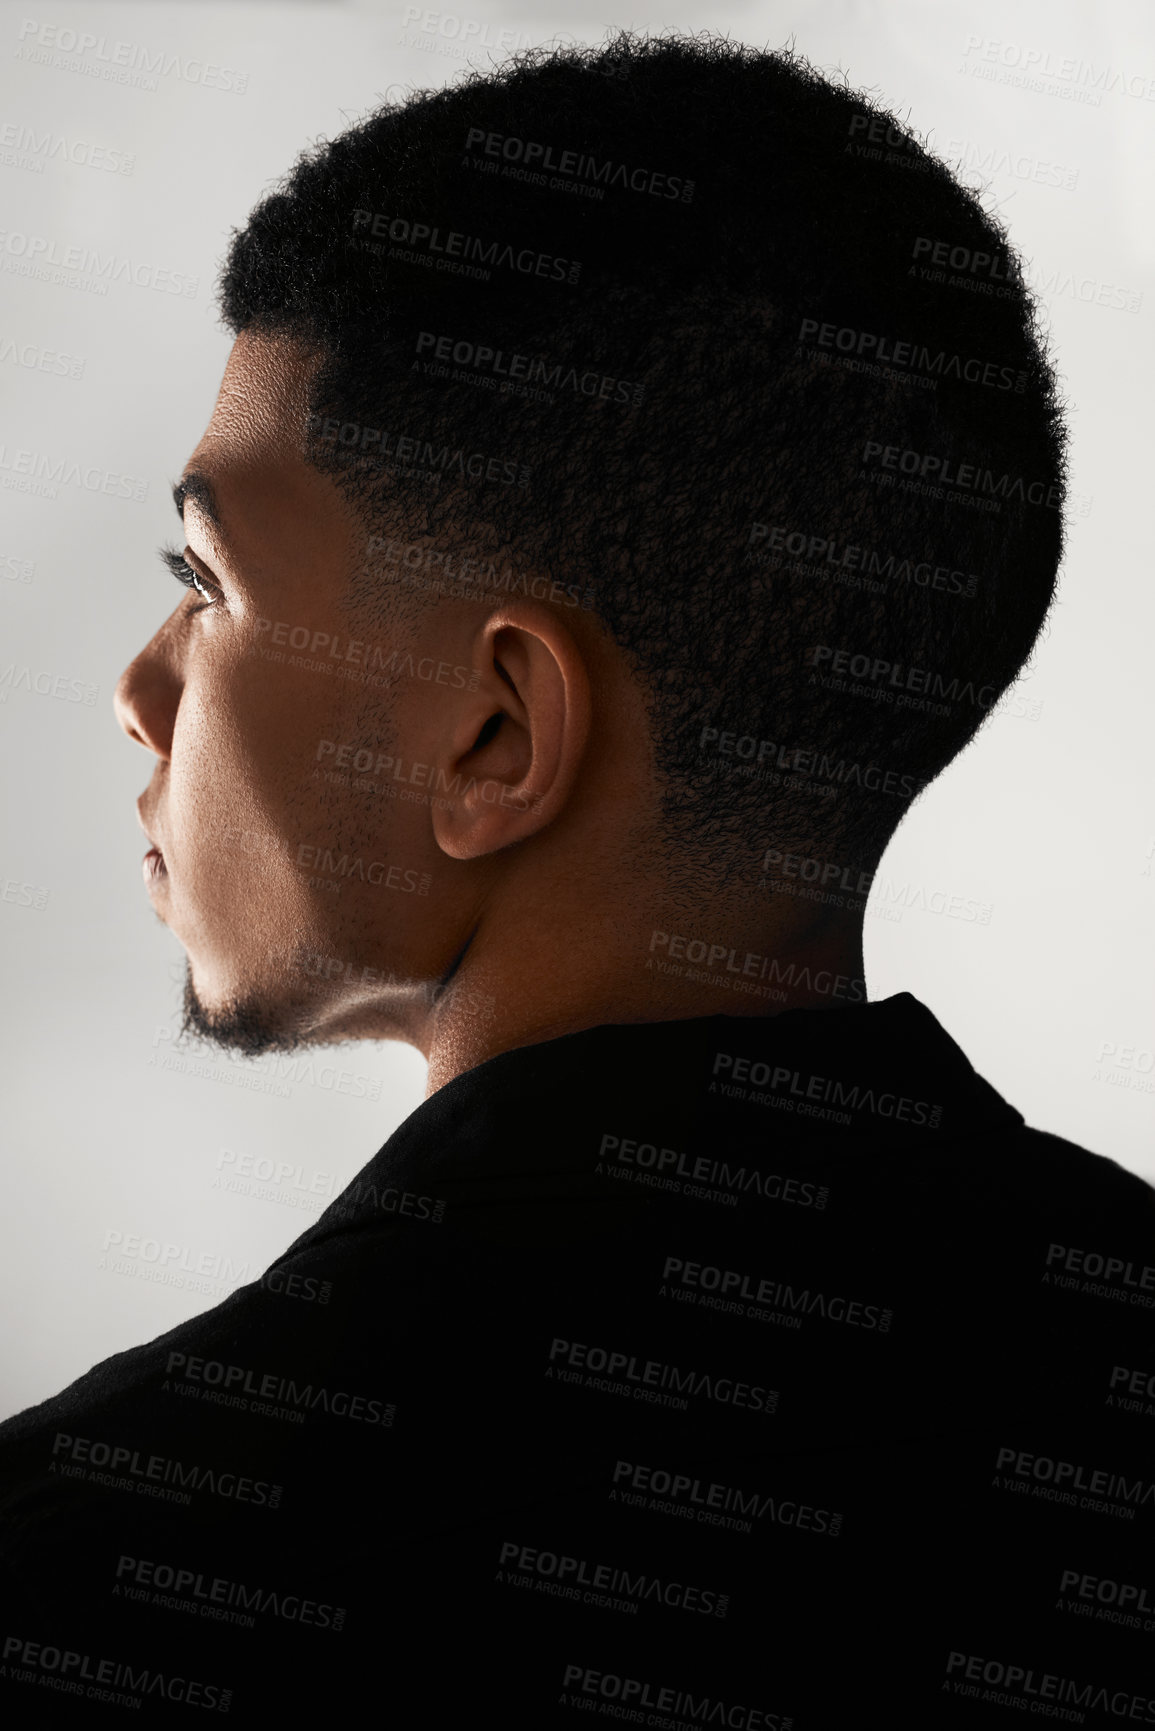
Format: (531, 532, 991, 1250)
(171, 470, 223, 530)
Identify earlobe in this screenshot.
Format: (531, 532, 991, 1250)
(428, 727, 558, 861)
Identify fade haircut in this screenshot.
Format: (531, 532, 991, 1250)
(219, 29, 1068, 889)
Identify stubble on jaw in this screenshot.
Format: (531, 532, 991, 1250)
(177, 960, 315, 1059)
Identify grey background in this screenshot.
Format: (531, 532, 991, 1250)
(1, 0, 1152, 1422)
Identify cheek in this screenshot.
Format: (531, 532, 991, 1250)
(248, 660, 393, 820)
(171, 644, 434, 890)
(166, 652, 317, 872)
(202, 645, 343, 793)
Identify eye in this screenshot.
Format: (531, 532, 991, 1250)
(158, 542, 223, 612)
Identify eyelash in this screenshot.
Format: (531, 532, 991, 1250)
(159, 542, 223, 613)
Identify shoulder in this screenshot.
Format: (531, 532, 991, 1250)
(927, 1117, 1155, 1219)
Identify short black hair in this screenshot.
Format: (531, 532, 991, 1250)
(219, 29, 1068, 887)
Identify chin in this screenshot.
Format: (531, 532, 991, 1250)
(178, 965, 311, 1059)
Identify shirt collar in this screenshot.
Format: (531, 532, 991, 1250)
(271, 992, 1023, 1268)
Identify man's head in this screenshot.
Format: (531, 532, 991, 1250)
(115, 327, 657, 1060)
(114, 31, 1066, 1077)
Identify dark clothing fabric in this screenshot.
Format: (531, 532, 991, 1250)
(2, 992, 1154, 1728)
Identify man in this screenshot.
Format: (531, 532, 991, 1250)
(1, 30, 1151, 1729)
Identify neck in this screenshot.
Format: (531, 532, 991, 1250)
(419, 896, 867, 1096)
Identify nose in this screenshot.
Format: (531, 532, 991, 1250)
(113, 627, 181, 759)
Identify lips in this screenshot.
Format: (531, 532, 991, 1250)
(136, 801, 167, 887)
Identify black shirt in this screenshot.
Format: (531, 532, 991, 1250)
(2, 992, 1154, 1728)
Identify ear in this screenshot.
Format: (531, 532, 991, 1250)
(430, 605, 591, 861)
